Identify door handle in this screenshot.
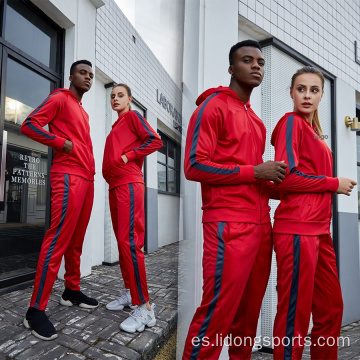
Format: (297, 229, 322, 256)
(0, 130, 8, 202)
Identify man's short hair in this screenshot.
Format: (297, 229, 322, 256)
(70, 60, 92, 75)
(229, 40, 262, 65)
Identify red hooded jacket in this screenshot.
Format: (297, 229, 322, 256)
(271, 112, 339, 235)
(21, 88, 95, 181)
(102, 110, 162, 189)
(184, 86, 272, 223)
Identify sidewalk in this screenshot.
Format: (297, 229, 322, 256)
(0, 242, 178, 360)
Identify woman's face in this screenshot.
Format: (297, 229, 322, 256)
(290, 73, 323, 119)
(110, 86, 132, 115)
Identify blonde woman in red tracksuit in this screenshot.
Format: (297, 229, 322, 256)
(102, 84, 162, 333)
(271, 66, 357, 360)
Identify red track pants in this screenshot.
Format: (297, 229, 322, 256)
(109, 182, 149, 305)
(182, 222, 272, 360)
(30, 173, 94, 310)
(273, 234, 343, 360)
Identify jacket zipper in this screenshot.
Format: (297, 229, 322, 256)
(244, 104, 262, 224)
(78, 103, 93, 175)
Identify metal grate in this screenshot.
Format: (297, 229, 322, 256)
(260, 45, 333, 343)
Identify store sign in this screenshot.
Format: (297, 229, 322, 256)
(156, 89, 182, 133)
(11, 154, 45, 186)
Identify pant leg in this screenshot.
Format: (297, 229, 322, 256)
(227, 223, 272, 360)
(109, 188, 130, 289)
(310, 234, 343, 360)
(30, 173, 87, 310)
(273, 234, 319, 360)
(115, 183, 149, 305)
(182, 222, 265, 360)
(63, 177, 94, 290)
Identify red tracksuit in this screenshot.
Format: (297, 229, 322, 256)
(271, 112, 342, 360)
(102, 110, 162, 305)
(183, 87, 273, 360)
(21, 88, 95, 310)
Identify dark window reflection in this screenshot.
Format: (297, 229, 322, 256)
(5, 0, 60, 71)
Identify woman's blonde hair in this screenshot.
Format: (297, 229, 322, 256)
(291, 66, 324, 136)
(112, 83, 132, 111)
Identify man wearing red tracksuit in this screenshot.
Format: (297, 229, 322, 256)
(271, 112, 343, 359)
(182, 40, 287, 359)
(21, 60, 98, 341)
(102, 108, 162, 328)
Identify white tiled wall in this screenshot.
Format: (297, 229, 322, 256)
(95, 0, 182, 133)
(238, 0, 360, 91)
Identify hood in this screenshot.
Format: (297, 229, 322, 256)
(195, 86, 251, 108)
(51, 88, 81, 104)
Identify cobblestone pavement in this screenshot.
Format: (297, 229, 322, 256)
(251, 320, 360, 359)
(0, 242, 178, 360)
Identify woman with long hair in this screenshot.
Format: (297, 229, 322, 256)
(102, 83, 162, 333)
(271, 66, 356, 359)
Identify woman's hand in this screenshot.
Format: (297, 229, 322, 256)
(336, 178, 357, 196)
(121, 154, 128, 164)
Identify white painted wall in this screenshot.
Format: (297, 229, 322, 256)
(336, 79, 358, 213)
(158, 194, 180, 247)
(114, 0, 185, 86)
(238, 0, 360, 93)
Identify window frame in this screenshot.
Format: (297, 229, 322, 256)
(157, 130, 181, 196)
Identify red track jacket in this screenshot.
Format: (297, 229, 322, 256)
(184, 86, 272, 223)
(21, 88, 95, 181)
(102, 110, 162, 189)
(271, 112, 339, 235)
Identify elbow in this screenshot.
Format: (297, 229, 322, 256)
(184, 166, 196, 182)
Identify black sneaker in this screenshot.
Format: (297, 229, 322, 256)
(23, 307, 57, 341)
(59, 287, 98, 309)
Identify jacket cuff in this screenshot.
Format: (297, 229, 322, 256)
(239, 165, 255, 183)
(125, 150, 137, 162)
(327, 177, 339, 193)
(52, 136, 67, 152)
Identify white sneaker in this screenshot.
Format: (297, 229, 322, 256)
(106, 289, 136, 311)
(120, 303, 156, 333)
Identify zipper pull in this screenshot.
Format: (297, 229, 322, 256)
(244, 104, 247, 111)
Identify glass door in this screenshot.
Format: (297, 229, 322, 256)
(0, 49, 58, 286)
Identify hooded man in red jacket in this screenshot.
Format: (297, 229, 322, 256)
(21, 60, 98, 341)
(182, 40, 287, 359)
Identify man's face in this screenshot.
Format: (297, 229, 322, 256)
(229, 46, 265, 88)
(69, 64, 94, 93)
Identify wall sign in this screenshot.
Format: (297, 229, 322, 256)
(156, 89, 182, 133)
(11, 154, 45, 186)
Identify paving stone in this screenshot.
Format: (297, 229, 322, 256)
(61, 353, 86, 360)
(83, 347, 124, 360)
(61, 327, 99, 345)
(111, 332, 134, 346)
(1, 310, 22, 325)
(128, 330, 159, 359)
(56, 333, 89, 353)
(15, 343, 68, 360)
(0, 325, 25, 343)
(3, 336, 39, 357)
(97, 340, 141, 360)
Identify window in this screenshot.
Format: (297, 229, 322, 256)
(157, 131, 180, 194)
